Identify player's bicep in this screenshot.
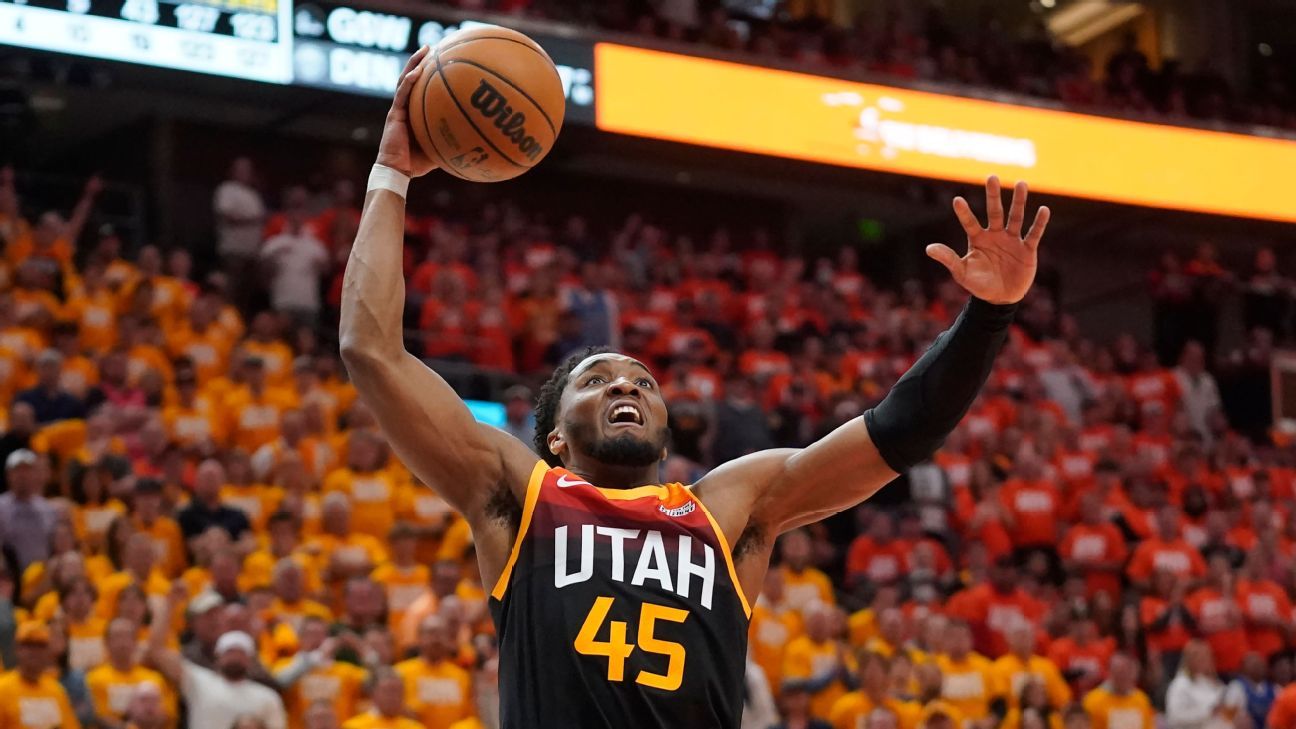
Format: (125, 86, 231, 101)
(349, 350, 534, 514)
(755, 418, 898, 533)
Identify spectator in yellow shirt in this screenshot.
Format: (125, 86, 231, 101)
(829, 651, 923, 729)
(224, 355, 296, 452)
(323, 431, 400, 541)
(0, 622, 81, 729)
(935, 621, 1001, 724)
(86, 618, 177, 727)
(395, 614, 475, 729)
(273, 617, 367, 729)
(96, 534, 170, 620)
(57, 578, 107, 672)
(1082, 654, 1154, 729)
(166, 298, 232, 386)
(779, 529, 836, 615)
(252, 409, 334, 484)
(63, 266, 119, 353)
(783, 603, 855, 720)
(221, 450, 276, 532)
(992, 623, 1072, 711)
(371, 524, 430, 634)
(342, 669, 423, 729)
(161, 368, 223, 450)
(130, 479, 186, 578)
(270, 454, 323, 538)
(750, 568, 804, 698)
(244, 511, 323, 599)
(308, 495, 388, 585)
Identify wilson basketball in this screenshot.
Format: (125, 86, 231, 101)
(409, 26, 566, 183)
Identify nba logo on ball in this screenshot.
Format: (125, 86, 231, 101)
(407, 26, 566, 183)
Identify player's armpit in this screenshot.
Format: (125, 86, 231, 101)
(693, 428, 895, 554)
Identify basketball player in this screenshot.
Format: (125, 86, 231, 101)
(339, 47, 1051, 728)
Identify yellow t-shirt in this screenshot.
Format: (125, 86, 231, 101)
(783, 636, 855, 720)
(72, 501, 127, 551)
(372, 563, 431, 632)
(323, 468, 400, 540)
(341, 715, 424, 729)
(0, 670, 81, 729)
(162, 400, 224, 449)
(1082, 687, 1155, 729)
(935, 653, 1001, 722)
(243, 340, 293, 386)
(64, 289, 119, 353)
(828, 692, 923, 729)
(224, 387, 294, 452)
(307, 533, 389, 573)
(749, 602, 803, 696)
(95, 570, 171, 620)
(276, 659, 367, 729)
(990, 654, 1073, 709)
(85, 665, 176, 726)
(134, 516, 188, 578)
(220, 482, 276, 532)
(166, 324, 233, 385)
(65, 618, 108, 673)
(394, 657, 474, 729)
(780, 566, 836, 613)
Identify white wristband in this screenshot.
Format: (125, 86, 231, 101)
(367, 164, 410, 199)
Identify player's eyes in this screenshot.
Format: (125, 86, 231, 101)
(586, 376, 605, 385)
(636, 378, 654, 388)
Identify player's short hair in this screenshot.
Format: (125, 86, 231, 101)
(532, 346, 615, 468)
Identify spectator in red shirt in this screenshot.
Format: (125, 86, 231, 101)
(845, 512, 905, 590)
(947, 557, 1046, 658)
(1126, 505, 1207, 591)
(1186, 553, 1250, 676)
(1236, 551, 1292, 660)
(1059, 492, 1128, 601)
(1047, 615, 1115, 696)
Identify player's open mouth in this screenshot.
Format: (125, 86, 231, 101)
(607, 402, 644, 426)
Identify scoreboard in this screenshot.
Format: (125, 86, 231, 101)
(0, 0, 293, 83)
(0, 0, 596, 119)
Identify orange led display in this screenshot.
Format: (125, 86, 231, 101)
(595, 43, 1296, 223)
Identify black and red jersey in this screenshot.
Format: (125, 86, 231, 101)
(489, 462, 752, 728)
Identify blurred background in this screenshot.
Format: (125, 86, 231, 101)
(1, 1, 1296, 728)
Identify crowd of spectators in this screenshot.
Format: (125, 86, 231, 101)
(446, 0, 1296, 131)
(2, 152, 1296, 729)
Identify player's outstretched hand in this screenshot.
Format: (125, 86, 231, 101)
(377, 45, 437, 178)
(926, 175, 1050, 305)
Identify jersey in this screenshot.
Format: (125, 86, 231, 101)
(490, 462, 752, 729)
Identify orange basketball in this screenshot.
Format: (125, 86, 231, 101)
(408, 26, 566, 183)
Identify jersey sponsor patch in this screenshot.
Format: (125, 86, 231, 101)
(659, 501, 696, 518)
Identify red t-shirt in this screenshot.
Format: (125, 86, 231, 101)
(1187, 588, 1249, 673)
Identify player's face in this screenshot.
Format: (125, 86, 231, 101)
(556, 355, 670, 469)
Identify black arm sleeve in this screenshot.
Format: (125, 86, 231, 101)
(863, 296, 1018, 472)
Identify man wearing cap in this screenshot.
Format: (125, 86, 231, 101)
(16, 349, 86, 424)
(0, 622, 82, 729)
(0, 449, 57, 572)
(0, 402, 36, 493)
(148, 582, 285, 729)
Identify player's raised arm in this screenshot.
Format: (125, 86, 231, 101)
(339, 47, 535, 518)
(699, 177, 1050, 538)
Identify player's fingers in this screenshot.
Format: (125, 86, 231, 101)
(984, 175, 1004, 230)
(1024, 206, 1051, 251)
(952, 197, 981, 239)
(1006, 181, 1028, 237)
(926, 243, 965, 283)
(392, 47, 429, 109)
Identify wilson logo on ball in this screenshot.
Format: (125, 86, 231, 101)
(469, 80, 545, 161)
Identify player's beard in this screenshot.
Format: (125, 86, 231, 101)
(565, 418, 670, 468)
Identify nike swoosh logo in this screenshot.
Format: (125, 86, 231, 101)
(556, 474, 589, 489)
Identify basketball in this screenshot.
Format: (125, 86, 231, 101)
(408, 26, 566, 183)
